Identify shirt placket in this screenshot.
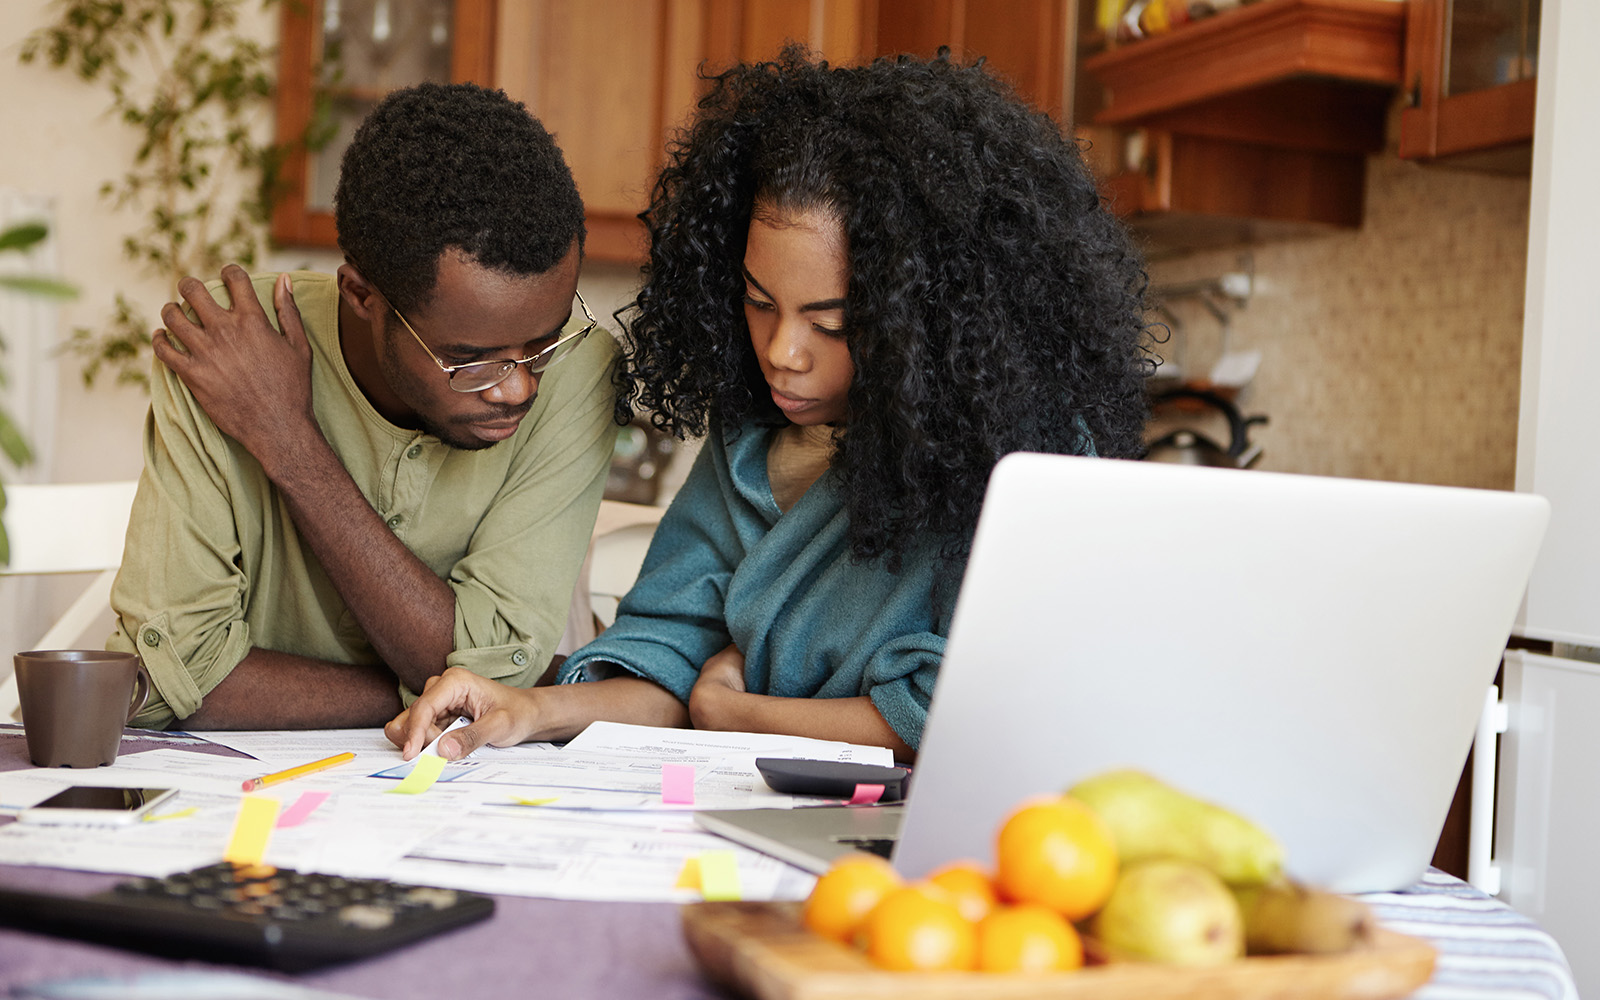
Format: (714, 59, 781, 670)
(384, 435, 433, 537)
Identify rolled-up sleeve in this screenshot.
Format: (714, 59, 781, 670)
(111, 359, 259, 729)
(861, 633, 946, 751)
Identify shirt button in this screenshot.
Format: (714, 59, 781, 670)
(511, 650, 529, 666)
(142, 629, 161, 648)
(406, 444, 423, 459)
(386, 514, 403, 529)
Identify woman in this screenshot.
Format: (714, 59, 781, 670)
(388, 48, 1151, 762)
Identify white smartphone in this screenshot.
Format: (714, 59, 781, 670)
(17, 786, 179, 826)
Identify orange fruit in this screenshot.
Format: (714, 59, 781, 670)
(977, 903, 1085, 973)
(861, 884, 979, 971)
(801, 855, 903, 944)
(994, 797, 1118, 920)
(927, 860, 1000, 923)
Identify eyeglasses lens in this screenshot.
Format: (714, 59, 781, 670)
(446, 332, 587, 392)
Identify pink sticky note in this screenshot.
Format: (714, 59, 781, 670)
(662, 763, 696, 805)
(849, 783, 886, 805)
(276, 790, 331, 828)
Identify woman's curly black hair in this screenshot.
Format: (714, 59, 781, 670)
(335, 82, 585, 314)
(617, 48, 1153, 563)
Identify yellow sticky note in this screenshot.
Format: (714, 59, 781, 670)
(696, 851, 742, 901)
(674, 856, 701, 890)
(223, 796, 280, 865)
(389, 753, 447, 795)
(142, 807, 197, 823)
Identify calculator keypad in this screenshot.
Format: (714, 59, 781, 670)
(113, 861, 469, 929)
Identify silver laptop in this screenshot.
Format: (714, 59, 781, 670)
(697, 453, 1549, 893)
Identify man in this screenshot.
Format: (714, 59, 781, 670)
(110, 82, 619, 729)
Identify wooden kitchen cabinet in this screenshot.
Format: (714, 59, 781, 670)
(875, 0, 1071, 118)
(272, 1, 1077, 261)
(497, 0, 1074, 263)
(1398, 0, 1538, 170)
(271, 0, 497, 248)
(1080, 0, 1405, 251)
(1099, 129, 1372, 255)
(493, 0, 884, 262)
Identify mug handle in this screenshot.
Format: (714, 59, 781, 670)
(126, 664, 151, 723)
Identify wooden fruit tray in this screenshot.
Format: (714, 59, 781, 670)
(682, 902, 1436, 1000)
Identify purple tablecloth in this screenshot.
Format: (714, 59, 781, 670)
(0, 729, 1577, 1000)
(0, 729, 723, 1000)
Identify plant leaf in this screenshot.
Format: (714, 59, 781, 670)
(0, 275, 78, 299)
(0, 223, 49, 253)
(0, 410, 34, 467)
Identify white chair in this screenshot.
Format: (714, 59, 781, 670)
(0, 481, 139, 722)
(588, 500, 666, 629)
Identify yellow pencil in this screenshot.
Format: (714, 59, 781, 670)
(241, 751, 357, 791)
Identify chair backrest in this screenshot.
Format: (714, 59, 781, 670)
(588, 522, 660, 629)
(586, 500, 667, 629)
(0, 480, 139, 722)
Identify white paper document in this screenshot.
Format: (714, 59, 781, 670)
(362, 720, 894, 812)
(378, 805, 816, 902)
(188, 728, 410, 768)
(0, 721, 884, 902)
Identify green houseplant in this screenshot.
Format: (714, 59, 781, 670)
(18, 0, 284, 390)
(0, 222, 78, 563)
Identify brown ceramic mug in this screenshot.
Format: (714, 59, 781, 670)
(13, 650, 151, 767)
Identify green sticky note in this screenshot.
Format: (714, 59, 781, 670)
(389, 753, 447, 795)
(696, 851, 742, 901)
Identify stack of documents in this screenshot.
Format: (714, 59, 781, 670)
(0, 723, 892, 903)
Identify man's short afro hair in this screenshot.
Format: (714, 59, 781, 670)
(335, 81, 585, 314)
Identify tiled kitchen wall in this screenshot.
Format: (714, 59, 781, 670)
(1142, 155, 1532, 490)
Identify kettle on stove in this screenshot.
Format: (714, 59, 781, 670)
(1142, 388, 1266, 469)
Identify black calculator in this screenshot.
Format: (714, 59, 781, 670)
(0, 861, 495, 971)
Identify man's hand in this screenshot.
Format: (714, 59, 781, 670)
(385, 668, 543, 761)
(153, 266, 317, 473)
(688, 643, 747, 729)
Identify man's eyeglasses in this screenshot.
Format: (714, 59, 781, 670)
(389, 290, 597, 393)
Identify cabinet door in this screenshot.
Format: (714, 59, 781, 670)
(877, 0, 1069, 117)
(1399, 0, 1537, 164)
(496, 1, 688, 262)
(498, 1, 889, 263)
(272, 0, 496, 248)
(1497, 651, 1600, 997)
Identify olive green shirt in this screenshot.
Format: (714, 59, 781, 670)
(110, 271, 620, 728)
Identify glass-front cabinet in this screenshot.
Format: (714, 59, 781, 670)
(272, 0, 495, 247)
(1400, 0, 1539, 168)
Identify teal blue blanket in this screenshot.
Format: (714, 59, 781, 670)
(557, 423, 952, 748)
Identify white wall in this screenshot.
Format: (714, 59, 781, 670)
(1513, 0, 1600, 645)
(1500, 0, 1600, 987)
(1, 3, 299, 484)
(1, 2, 242, 663)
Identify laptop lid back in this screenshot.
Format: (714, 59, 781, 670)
(894, 454, 1548, 892)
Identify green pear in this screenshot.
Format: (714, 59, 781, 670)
(1090, 859, 1245, 966)
(1067, 770, 1283, 886)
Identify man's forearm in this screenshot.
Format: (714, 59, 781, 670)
(258, 427, 457, 692)
(182, 648, 404, 729)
